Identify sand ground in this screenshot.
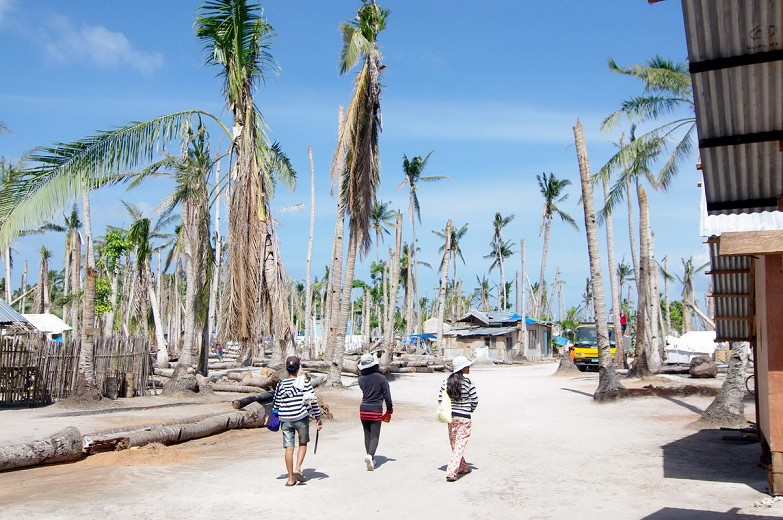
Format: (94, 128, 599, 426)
(0, 362, 781, 520)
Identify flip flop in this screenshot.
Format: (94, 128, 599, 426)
(285, 480, 297, 487)
(293, 472, 307, 483)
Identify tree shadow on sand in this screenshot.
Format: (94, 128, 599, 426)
(661, 429, 767, 493)
(641, 507, 780, 519)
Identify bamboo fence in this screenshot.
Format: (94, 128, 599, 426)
(0, 334, 150, 407)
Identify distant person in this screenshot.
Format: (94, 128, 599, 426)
(217, 342, 224, 362)
(358, 352, 393, 471)
(439, 355, 478, 482)
(620, 312, 628, 335)
(272, 355, 323, 487)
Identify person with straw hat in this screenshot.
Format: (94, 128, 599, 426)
(358, 351, 393, 471)
(438, 355, 478, 482)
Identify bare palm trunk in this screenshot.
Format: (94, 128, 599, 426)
(324, 204, 346, 385)
(103, 262, 120, 336)
(628, 175, 640, 295)
(537, 219, 552, 318)
(574, 119, 624, 398)
(602, 177, 625, 368)
(261, 228, 296, 367)
(701, 341, 747, 425)
(20, 261, 27, 313)
(436, 220, 452, 353)
(630, 186, 652, 377)
(645, 211, 662, 370)
(381, 213, 403, 365)
(208, 188, 221, 339)
(3, 246, 10, 303)
(331, 229, 359, 383)
(404, 247, 413, 337)
(409, 201, 419, 334)
(519, 239, 527, 353)
(304, 146, 316, 359)
(148, 277, 169, 368)
(663, 256, 671, 335)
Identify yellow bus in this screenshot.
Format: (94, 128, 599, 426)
(572, 322, 616, 372)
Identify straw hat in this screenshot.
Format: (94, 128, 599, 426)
(358, 352, 379, 369)
(451, 355, 473, 373)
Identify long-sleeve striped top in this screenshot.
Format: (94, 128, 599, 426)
(273, 377, 322, 422)
(438, 376, 478, 419)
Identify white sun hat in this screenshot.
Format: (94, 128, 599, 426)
(451, 355, 473, 373)
(358, 352, 379, 369)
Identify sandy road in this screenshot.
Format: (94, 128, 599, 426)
(0, 362, 780, 519)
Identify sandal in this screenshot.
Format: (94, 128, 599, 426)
(293, 472, 307, 483)
(285, 480, 297, 487)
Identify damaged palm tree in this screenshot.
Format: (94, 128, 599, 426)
(197, 0, 296, 366)
(573, 119, 625, 400)
(325, 1, 389, 386)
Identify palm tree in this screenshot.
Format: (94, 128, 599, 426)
(326, 0, 389, 384)
(535, 172, 578, 318)
(573, 119, 625, 398)
(197, 0, 296, 365)
(34, 246, 52, 314)
(399, 151, 446, 331)
(436, 219, 452, 351)
(369, 199, 395, 260)
(617, 259, 635, 307)
(484, 239, 515, 311)
(128, 122, 215, 369)
(489, 213, 514, 311)
(601, 56, 695, 192)
(124, 202, 178, 367)
(474, 274, 491, 311)
(433, 222, 467, 317)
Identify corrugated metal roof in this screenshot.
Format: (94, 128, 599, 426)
(0, 299, 28, 325)
(445, 326, 518, 338)
(707, 240, 752, 342)
(682, 0, 783, 215)
(22, 313, 72, 333)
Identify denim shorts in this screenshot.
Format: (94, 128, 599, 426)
(281, 418, 310, 448)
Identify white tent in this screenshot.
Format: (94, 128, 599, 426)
(664, 331, 718, 364)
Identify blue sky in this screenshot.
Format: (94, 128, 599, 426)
(0, 0, 709, 317)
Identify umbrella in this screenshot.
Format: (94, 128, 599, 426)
(314, 429, 319, 454)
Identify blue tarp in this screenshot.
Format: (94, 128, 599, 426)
(525, 317, 538, 326)
(552, 335, 569, 347)
(402, 333, 436, 344)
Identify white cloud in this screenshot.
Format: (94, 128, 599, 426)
(41, 14, 163, 75)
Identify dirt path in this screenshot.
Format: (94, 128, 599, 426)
(0, 362, 781, 519)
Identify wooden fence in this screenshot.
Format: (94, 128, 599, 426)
(0, 334, 150, 408)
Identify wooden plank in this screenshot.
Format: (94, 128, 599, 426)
(720, 230, 783, 256)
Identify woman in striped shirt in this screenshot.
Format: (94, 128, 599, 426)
(358, 352, 393, 471)
(438, 355, 478, 482)
(272, 356, 323, 486)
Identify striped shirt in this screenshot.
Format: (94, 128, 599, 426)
(272, 377, 322, 422)
(439, 376, 478, 419)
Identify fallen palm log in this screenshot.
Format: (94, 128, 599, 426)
(210, 383, 265, 393)
(123, 402, 266, 448)
(0, 426, 83, 472)
(232, 391, 275, 410)
(209, 361, 241, 370)
(299, 360, 360, 375)
(154, 367, 195, 378)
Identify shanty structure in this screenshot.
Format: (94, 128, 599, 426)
(0, 299, 30, 335)
(681, 0, 783, 494)
(441, 309, 552, 361)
